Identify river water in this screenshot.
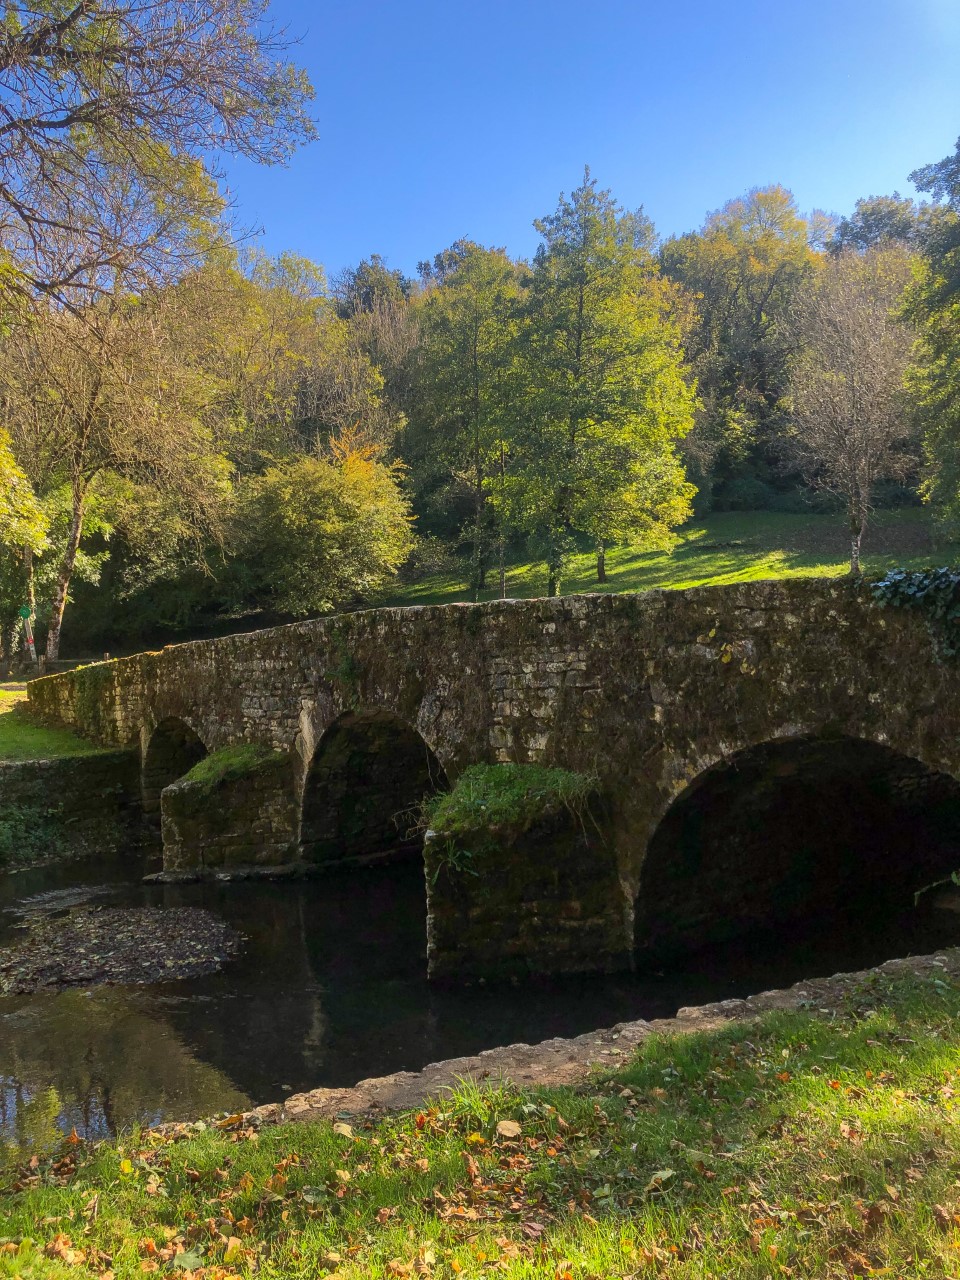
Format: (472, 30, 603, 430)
(2, 851, 960, 1157)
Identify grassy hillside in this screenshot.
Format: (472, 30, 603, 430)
(381, 509, 958, 608)
(0, 687, 103, 763)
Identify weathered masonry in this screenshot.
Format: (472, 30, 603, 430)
(27, 579, 960, 978)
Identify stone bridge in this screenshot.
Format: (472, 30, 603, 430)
(27, 579, 960, 979)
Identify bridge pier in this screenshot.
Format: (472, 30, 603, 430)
(160, 750, 298, 874)
(423, 802, 628, 980)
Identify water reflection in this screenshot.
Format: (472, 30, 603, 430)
(2, 852, 960, 1160)
(0, 988, 249, 1161)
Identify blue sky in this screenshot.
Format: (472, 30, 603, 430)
(222, 0, 960, 281)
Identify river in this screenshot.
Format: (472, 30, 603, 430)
(2, 851, 960, 1157)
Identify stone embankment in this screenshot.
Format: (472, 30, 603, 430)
(0, 751, 140, 868)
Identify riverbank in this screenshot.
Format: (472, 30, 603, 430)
(4, 950, 960, 1279)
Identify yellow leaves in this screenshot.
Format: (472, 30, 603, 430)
(236, 1171, 255, 1193)
(333, 1121, 354, 1139)
(221, 1236, 243, 1264)
(385, 1245, 435, 1277)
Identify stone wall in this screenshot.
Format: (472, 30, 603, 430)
(0, 751, 140, 868)
(160, 752, 297, 874)
(424, 800, 624, 979)
(25, 580, 960, 974)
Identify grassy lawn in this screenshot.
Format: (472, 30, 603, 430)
(0, 688, 103, 763)
(381, 509, 959, 607)
(5, 968, 960, 1278)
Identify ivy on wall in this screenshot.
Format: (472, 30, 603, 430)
(871, 568, 960, 659)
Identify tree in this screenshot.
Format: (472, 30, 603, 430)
(661, 186, 818, 507)
(0, 0, 314, 303)
(0, 428, 48, 668)
(1, 292, 228, 659)
(508, 172, 695, 594)
(231, 430, 415, 616)
(905, 138, 960, 527)
(406, 241, 524, 596)
(783, 248, 916, 573)
(174, 252, 398, 466)
(829, 194, 931, 254)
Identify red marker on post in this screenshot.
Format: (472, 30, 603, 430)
(19, 605, 37, 666)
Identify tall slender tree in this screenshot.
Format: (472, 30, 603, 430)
(508, 171, 695, 594)
(407, 241, 524, 596)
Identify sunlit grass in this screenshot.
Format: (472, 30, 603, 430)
(0, 689, 103, 762)
(381, 509, 958, 607)
(4, 969, 960, 1278)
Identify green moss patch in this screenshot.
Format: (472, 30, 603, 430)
(182, 744, 288, 794)
(424, 763, 597, 836)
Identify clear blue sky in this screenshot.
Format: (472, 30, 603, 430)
(222, 0, 960, 280)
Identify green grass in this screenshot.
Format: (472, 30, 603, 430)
(381, 509, 960, 607)
(5, 969, 960, 1278)
(182, 744, 286, 794)
(0, 689, 104, 763)
(425, 764, 596, 836)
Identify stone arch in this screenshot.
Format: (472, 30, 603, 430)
(141, 716, 208, 820)
(634, 734, 960, 956)
(299, 708, 448, 865)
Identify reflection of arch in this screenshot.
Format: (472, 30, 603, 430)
(141, 717, 208, 818)
(300, 709, 447, 865)
(635, 735, 960, 955)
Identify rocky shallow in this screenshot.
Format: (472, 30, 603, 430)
(0, 905, 242, 995)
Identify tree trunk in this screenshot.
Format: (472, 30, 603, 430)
(498, 536, 506, 600)
(596, 541, 607, 583)
(546, 552, 562, 597)
(45, 486, 85, 661)
(849, 510, 867, 576)
(24, 545, 35, 613)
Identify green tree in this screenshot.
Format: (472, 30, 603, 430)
(829, 193, 931, 254)
(661, 186, 818, 507)
(0, 292, 229, 659)
(508, 171, 695, 594)
(0, 427, 48, 668)
(906, 138, 960, 527)
(176, 252, 398, 465)
(406, 241, 524, 596)
(231, 430, 415, 616)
